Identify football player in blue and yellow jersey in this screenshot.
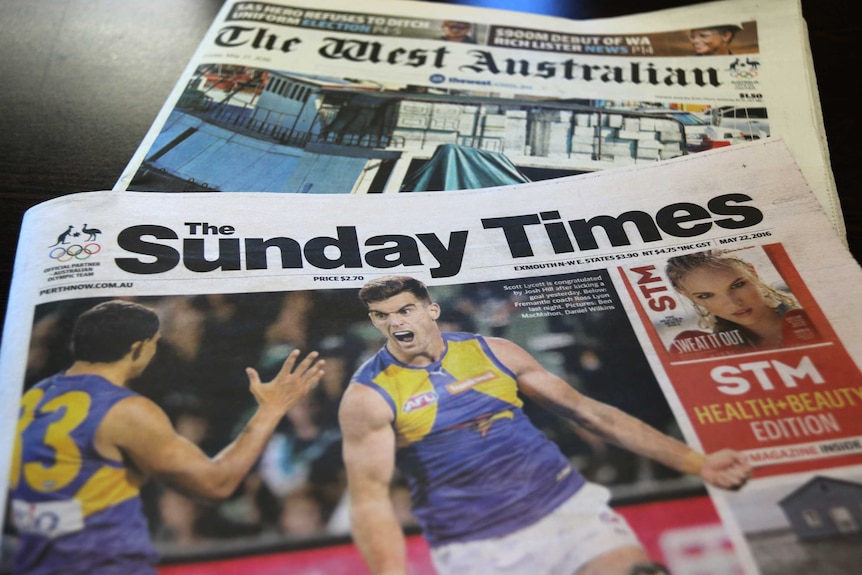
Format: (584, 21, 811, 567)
(9, 300, 324, 575)
(339, 276, 751, 575)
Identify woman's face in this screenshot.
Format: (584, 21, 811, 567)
(689, 29, 732, 55)
(679, 263, 773, 328)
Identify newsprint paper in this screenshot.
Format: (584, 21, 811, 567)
(112, 0, 844, 240)
(2, 140, 861, 574)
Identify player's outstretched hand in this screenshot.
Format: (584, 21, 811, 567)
(246, 349, 325, 415)
(700, 449, 751, 491)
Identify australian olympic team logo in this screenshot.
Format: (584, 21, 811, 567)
(48, 224, 102, 262)
(729, 57, 760, 79)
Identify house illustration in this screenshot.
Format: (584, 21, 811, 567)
(778, 476, 862, 540)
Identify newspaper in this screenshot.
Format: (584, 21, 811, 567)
(112, 0, 845, 240)
(3, 140, 861, 574)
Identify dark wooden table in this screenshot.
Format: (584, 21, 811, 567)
(1, 0, 858, 340)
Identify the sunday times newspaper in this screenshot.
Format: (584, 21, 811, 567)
(112, 0, 844, 240)
(2, 140, 861, 573)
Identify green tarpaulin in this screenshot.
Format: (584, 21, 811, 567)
(400, 144, 530, 192)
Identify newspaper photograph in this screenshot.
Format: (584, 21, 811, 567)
(622, 242, 862, 473)
(111, 0, 844, 239)
(2, 140, 860, 574)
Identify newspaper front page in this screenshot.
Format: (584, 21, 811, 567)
(112, 0, 844, 239)
(3, 140, 861, 574)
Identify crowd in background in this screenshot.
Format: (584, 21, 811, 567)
(16, 277, 682, 554)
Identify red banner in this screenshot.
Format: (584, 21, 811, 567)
(621, 244, 862, 478)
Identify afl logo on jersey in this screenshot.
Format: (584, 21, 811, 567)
(403, 391, 438, 413)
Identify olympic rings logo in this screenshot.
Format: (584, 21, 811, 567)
(49, 243, 101, 262)
(730, 70, 758, 79)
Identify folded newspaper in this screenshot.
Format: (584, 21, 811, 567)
(2, 140, 860, 574)
(112, 0, 845, 241)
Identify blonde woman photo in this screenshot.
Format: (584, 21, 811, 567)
(665, 250, 820, 355)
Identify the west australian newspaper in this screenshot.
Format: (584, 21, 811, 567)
(112, 0, 844, 239)
(3, 140, 861, 574)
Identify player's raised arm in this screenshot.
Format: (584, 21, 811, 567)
(339, 382, 407, 575)
(487, 337, 751, 491)
(694, 448, 752, 491)
(102, 349, 324, 500)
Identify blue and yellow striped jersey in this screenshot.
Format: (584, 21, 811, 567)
(10, 373, 158, 574)
(352, 332, 584, 546)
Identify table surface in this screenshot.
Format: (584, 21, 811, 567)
(1, 0, 858, 339)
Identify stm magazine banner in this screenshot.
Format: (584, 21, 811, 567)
(2, 141, 860, 574)
(112, 0, 844, 240)
(622, 244, 862, 478)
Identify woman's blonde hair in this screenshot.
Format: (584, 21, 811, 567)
(665, 250, 797, 332)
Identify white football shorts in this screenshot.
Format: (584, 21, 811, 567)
(430, 482, 644, 575)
